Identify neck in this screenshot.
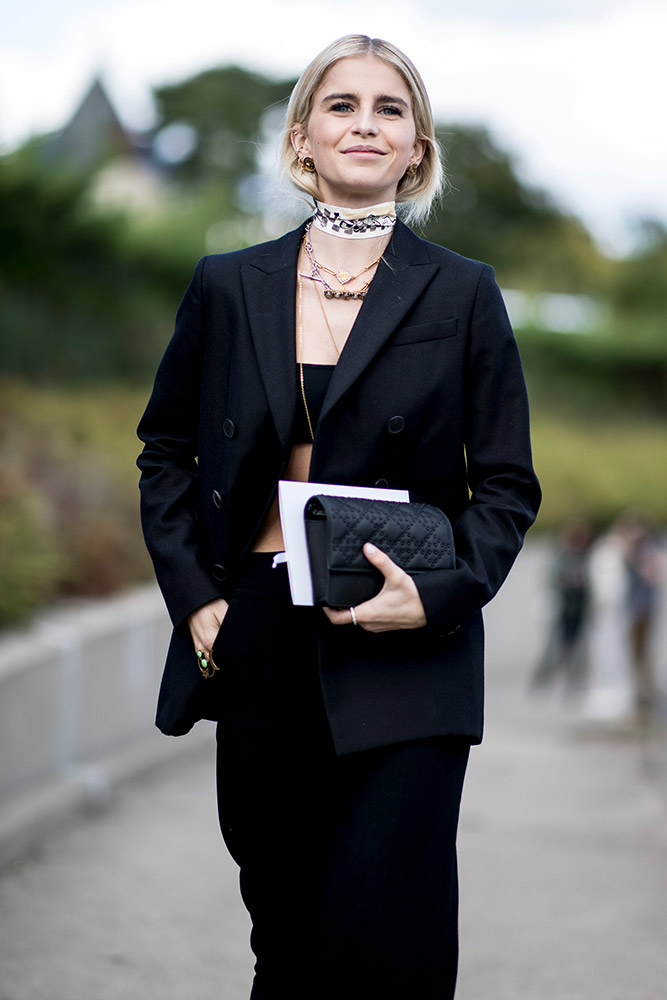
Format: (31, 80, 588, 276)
(307, 225, 390, 270)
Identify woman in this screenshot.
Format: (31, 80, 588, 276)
(138, 34, 540, 1000)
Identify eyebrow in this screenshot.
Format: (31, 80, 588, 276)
(320, 92, 409, 108)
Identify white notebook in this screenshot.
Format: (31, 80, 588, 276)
(277, 480, 410, 605)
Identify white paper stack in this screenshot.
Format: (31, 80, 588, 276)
(277, 480, 410, 605)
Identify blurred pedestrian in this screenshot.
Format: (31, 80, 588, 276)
(530, 518, 592, 697)
(585, 517, 634, 719)
(619, 513, 664, 724)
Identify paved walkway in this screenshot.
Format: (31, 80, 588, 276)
(1, 545, 667, 999)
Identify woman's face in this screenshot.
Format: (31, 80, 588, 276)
(293, 55, 424, 208)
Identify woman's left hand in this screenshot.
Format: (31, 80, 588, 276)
(322, 543, 427, 632)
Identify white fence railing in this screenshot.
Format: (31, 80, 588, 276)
(0, 584, 213, 869)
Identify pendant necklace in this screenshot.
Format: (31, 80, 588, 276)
(297, 244, 341, 442)
(300, 222, 384, 301)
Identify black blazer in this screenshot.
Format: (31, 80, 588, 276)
(137, 220, 541, 752)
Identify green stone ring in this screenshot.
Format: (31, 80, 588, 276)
(196, 647, 219, 679)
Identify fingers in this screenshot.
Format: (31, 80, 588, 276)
(362, 542, 403, 582)
(188, 598, 228, 653)
(322, 605, 357, 626)
(323, 544, 427, 632)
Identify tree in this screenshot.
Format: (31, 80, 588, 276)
(609, 219, 667, 319)
(421, 125, 606, 292)
(153, 65, 296, 197)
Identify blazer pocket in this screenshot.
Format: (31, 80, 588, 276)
(389, 318, 458, 347)
(210, 596, 240, 667)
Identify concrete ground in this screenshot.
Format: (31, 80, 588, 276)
(1, 543, 666, 999)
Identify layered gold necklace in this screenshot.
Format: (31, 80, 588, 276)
(297, 238, 341, 440)
(300, 222, 383, 301)
(297, 207, 392, 439)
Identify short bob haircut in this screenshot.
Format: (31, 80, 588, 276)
(281, 35, 444, 225)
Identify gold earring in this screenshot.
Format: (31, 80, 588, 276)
(406, 162, 419, 177)
(299, 156, 316, 174)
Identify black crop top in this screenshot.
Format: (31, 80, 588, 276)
(292, 363, 335, 443)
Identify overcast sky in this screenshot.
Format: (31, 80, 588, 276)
(1, 0, 665, 253)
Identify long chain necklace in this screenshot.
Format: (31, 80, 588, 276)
(301, 222, 383, 301)
(297, 242, 345, 442)
(297, 270, 315, 441)
(297, 221, 383, 438)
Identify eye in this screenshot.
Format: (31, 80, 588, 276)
(329, 101, 354, 113)
(379, 105, 403, 117)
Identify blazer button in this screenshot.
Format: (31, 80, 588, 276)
(387, 415, 405, 434)
(222, 418, 237, 439)
(212, 564, 227, 582)
(375, 478, 389, 488)
(212, 490, 223, 509)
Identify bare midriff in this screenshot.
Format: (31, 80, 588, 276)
(252, 442, 313, 552)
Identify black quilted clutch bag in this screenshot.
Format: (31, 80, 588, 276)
(304, 495, 455, 607)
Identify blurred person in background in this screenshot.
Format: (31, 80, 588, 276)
(586, 512, 665, 725)
(137, 34, 540, 1000)
(619, 512, 664, 725)
(586, 517, 634, 720)
(530, 517, 593, 698)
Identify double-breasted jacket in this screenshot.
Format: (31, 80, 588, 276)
(137, 220, 541, 753)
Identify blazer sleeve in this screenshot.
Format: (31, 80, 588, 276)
(137, 258, 223, 632)
(414, 264, 541, 634)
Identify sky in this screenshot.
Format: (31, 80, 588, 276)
(1, 0, 665, 254)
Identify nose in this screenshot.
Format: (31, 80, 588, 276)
(352, 106, 378, 136)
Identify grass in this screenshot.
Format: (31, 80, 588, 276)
(531, 411, 667, 530)
(0, 379, 152, 625)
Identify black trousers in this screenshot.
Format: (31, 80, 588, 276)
(215, 554, 469, 1000)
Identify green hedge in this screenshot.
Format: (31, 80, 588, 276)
(518, 329, 667, 416)
(0, 380, 152, 626)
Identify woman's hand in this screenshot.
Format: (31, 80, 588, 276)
(188, 598, 229, 655)
(322, 543, 427, 633)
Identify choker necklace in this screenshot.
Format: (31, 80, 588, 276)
(311, 201, 396, 239)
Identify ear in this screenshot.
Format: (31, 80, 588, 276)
(290, 125, 312, 159)
(410, 137, 426, 167)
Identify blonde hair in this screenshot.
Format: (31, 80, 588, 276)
(280, 35, 444, 225)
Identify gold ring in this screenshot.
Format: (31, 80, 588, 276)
(197, 648, 220, 679)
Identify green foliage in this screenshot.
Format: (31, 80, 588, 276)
(0, 481, 66, 624)
(605, 220, 667, 320)
(0, 160, 193, 382)
(0, 163, 120, 290)
(518, 329, 667, 416)
(153, 65, 295, 193)
(531, 413, 667, 531)
(422, 125, 608, 293)
(0, 379, 152, 625)
(519, 323, 667, 530)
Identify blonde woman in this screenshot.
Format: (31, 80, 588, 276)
(138, 34, 540, 999)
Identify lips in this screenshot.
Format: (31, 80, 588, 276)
(343, 145, 386, 155)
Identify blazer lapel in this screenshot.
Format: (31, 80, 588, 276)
(240, 221, 438, 448)
(241, 225, 304, 451)
(318, 221, 439, 424)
